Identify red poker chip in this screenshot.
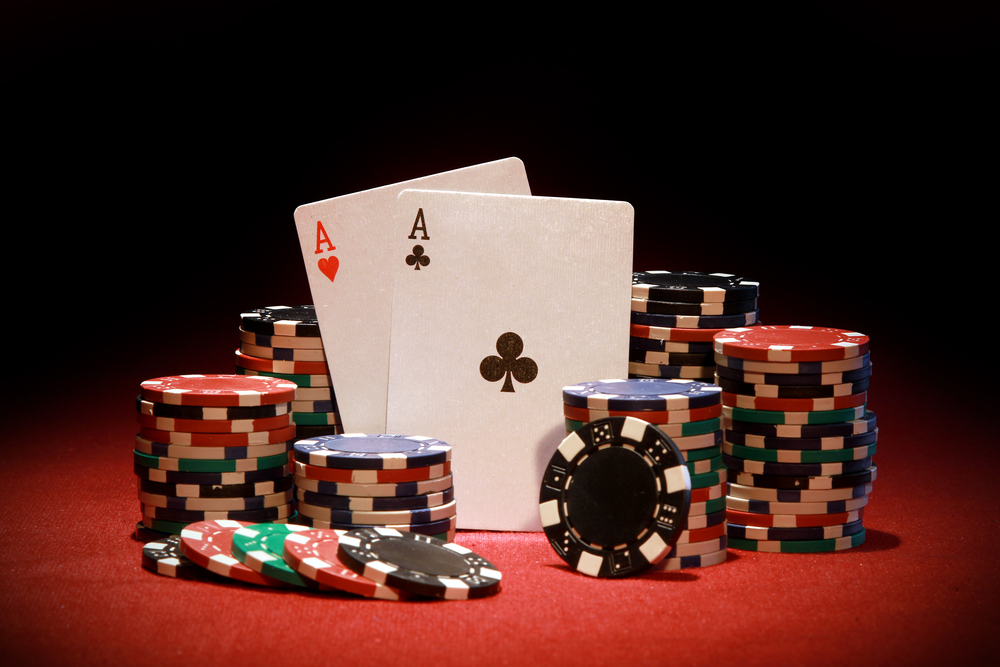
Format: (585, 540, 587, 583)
(140, 374, 298, 407)
(282, 528, 412, 600)
(713, 326, 869, 362)
(629, 323, 732, 342)
(293, 460, 452, 484)
(235, 349, 330, 375)
(179, 519, 288, 587)
(563, 402, 722, 424)
(721, 391, 868, 412)
(138, 424, 297, 447)
(725, 507, 865, 528)
(135, 412, 292, 433)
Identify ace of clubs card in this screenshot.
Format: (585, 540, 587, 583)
(293, 158, 531, 434)
(386, 190, 634, 530)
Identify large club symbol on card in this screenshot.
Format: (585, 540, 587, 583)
(481, 332, 537, 392)
(314, 220, 339, 283)
(405, 208, 430, 270)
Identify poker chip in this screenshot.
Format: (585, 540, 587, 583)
(626, 362, 716, 379)
(291, 412, 343, 427)
(142, 535, 213, 579)
(715, 376, 870, 399)
(135, 521, 173, 542)
(294, 514, 458, 539)
(294, 473, 454, 498)
(140, 374, 297, 407)
(629, 337, 714, 353)
(337, 527, 502, 599)
(689, 468, 727, 489)
(240, 342, 327, 362)
(141, 502, 295, 524)
(630, 323, 730, 342)
(714, 326, 869, 363)
(563, 402, 722, 424)
(562, 379, 721, 412)
(136, 396, 291, 420)
(235, 349, 329, 375)
(137, 488, 294, 512)
(281, 528, 411, 600)
(722, 453, 873, 477)
(134, 449, 289, 473)
(291, 399, 337, 413)
(133, 463, 291, 486)
(726, 508, 864, 528)
(726, 428, 879, 451)
(684, 509, 727, 530)
(653, 547, 729, 571)
(292, 434, 452, 470)
(715, 363, 873, 387)
(631, 309, 759, 329)
(726, 412, 877, 438)
(689, 496, 727, 517)
(566, 417, 722, 439)
(686, 455, 723, 475)
(728, 528, 866, 553)
(240, 305, 321, 337)
(715, 352, 871, 375)
(723, 441, 877, 463)
(134, 435, 292, 461)
(294, 423, 346, 438)
(237, 367, 333, 387)
(726, 466, 877, 490)
(136, 411, 292, 434)
(675, 521, 727, 544)
(728, 518, 865, 541)
(539, 417, 691, 578)
(725, 494, 869, 516)
(722, 404, 867, 425)
(720, 391, 868, 412)
(293, 386, 336, 401)
(691, 480, 727, 503)
(727, 481, 873, 503)
(239, 328, 325, 349)
(631, 271, 759, 303)
(297, 499, 458, 525)
(630, 296, 758, 316)
(681, 441, 723, 460)
(230, 523, 320, 587)
(293, 460, 452, 484)
(138, 424, 297, 447)
(142, 514, 293, 535)
(296, 487, 454, 511)
(629, 350, 716, 366)
(179, 520, 289, 587)
(139, 475, 294, 499)
(665, 535, 727, 558)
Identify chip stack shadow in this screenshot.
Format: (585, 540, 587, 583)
(236, 305, 343, 438)
(714, 326, 876, 552)
(629, 271, 761, 382)
(561, 380, 728, 570)
(133, 374, 299, 538)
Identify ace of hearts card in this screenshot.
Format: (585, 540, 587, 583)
(386, 189, 634, 530)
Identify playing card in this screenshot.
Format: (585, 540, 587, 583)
(386, 190, 634, 530)
(293, 159, 531, 433)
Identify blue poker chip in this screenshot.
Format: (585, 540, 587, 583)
(292, 433, 452, 470)
(631, 309, 759, 329)
(562, 379, 721, 412)
(715, 352, 871, 375)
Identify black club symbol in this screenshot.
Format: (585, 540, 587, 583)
(406, 245, 430, 270)
(480, 332, 537, 393)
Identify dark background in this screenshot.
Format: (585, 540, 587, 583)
(4, 1, 996, 411)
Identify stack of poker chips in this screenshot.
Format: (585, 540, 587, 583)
(133, 374, 299, 537)
(714, 326, 876, 553)
(561, 379, 729, 570)
(629, 271, 760, 381)
(141, 520, 502, 599)
(236, 305, 343, 437)
(290, 434, 458, 541)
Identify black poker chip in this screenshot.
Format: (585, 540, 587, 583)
(240, 306, 321, 337)
(631, 271, 759, 303)
(538, 416, 691, 578)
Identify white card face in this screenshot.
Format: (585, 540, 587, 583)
(386, 190, 634, 530)
(293, 158, 531, 434)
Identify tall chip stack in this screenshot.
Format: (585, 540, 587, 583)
(561, 379, 729, 570)
(132, 374, 299, 538)
(629, 271, 760, 382)
(290, 434, 458, 541)
(235, 306, 343, 438)
(713, 326, 876, 553)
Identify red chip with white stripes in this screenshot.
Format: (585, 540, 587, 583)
(713, 326, 869, 362)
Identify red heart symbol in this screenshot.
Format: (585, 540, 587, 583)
(318, 256, 339, 283)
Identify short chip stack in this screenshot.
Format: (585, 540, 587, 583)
(291, 434, 458, 541)
(629, 271, 761, 381)
(560, 379, 728, 570)
(236, 305, 343, 437)
(133, 374, 299, 537)
(714, 326, 876, 552)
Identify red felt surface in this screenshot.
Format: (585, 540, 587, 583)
(2, 338, 998, 667)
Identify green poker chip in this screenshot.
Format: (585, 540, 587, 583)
(683, 445, 722, 462)
(728, 528, 867, 553)
(723, 441, 877, 464)
(723, 404, 866, 425)
(133, 449, 289, 473)
(231, 523, 316, 587)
